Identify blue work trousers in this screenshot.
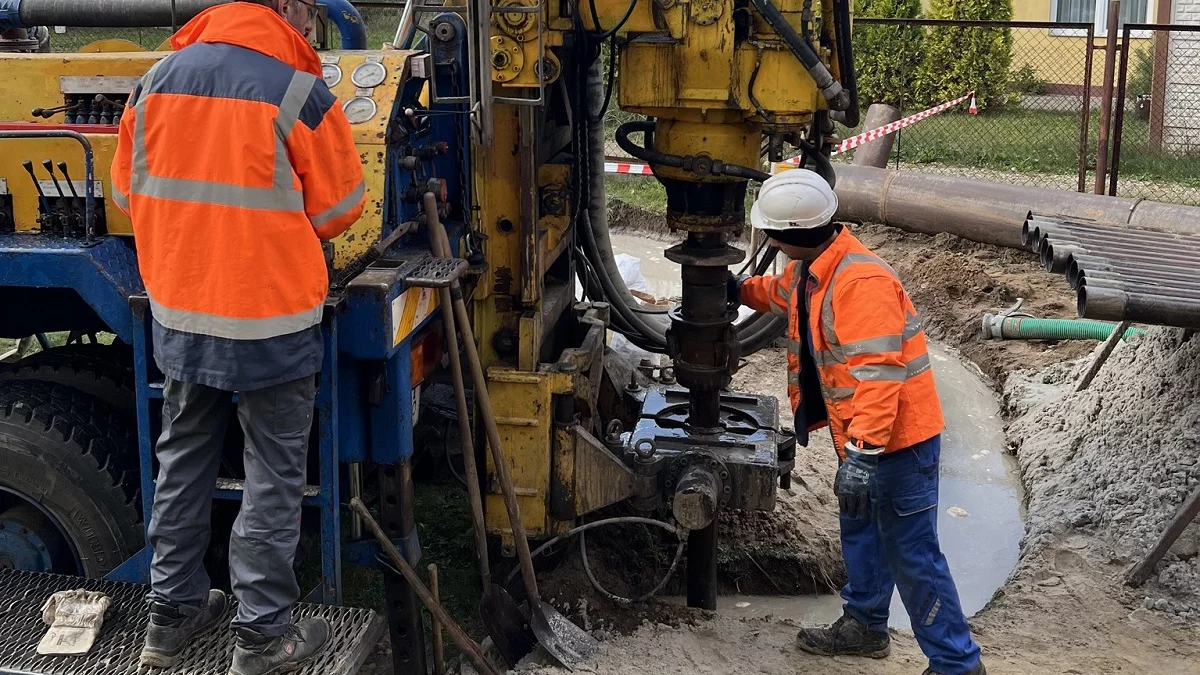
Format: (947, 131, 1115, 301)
(838, 435, 982, 675)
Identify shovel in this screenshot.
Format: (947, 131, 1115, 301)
(435, 246, 533, 666)
(425, 193, 598, 670)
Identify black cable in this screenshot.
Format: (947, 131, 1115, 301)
(588, 0, 638, 41)
(615, 121, 771, 182)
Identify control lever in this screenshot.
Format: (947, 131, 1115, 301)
(44, 160, 79, 233)
(21, 160, 53, 229)
(95, 95, 126, 125)
(30, 101, 82, 119)
(39, 160, 70, 232)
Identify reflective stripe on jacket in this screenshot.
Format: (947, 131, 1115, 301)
(741, 228, 944, 455)
(110, 3, 365, 390)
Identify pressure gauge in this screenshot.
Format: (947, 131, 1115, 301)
(322, 63, 342, 88)
(343, 96, 377, 124)
(351, 62, 387, 89)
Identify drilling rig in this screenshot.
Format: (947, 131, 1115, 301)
(0, 0, 856, 672)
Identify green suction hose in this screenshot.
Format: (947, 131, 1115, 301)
(981, 314, 1145, 341)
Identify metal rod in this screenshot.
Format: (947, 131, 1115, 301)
(686, 521, 718, 610)
(1109, 28, 1132, 197)
(1125, 484, 1200, 587)
(348, 498, 502, 675)
(349, 462, 363, 540)
(1094, 0, 1122, 195)
(1079, 23, 1096, 193)
(429, 563, 446, 675)
(1075, 319, 1132, 391)
(1027, 217, 1200, 245)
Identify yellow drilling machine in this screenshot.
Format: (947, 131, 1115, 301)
(0, 0, 856, 671)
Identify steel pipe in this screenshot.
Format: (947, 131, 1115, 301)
(1043, 241, 1200, 274)
(1030, 225, 1200, 254)
(1027, 217, 1200, 246)
(1070, 258, 1200, 287)
(1075, 267, 1200, 291)
(835, 165, 1200, 249)
(1079, 277, 1200, 297)
(0, 0, 367, 49)
(1079, 286, 1200, 328)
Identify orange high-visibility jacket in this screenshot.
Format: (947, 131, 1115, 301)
(741, 228, 944, 455)
(111, 3, 365, 390)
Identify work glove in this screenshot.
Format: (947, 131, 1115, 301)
(729, 274, 749, 307)
(834, 441, 882, 520)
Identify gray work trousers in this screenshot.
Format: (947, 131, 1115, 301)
(147, 375, 317, 637)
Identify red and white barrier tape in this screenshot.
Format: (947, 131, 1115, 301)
(606, 91, 975, 175)
(604, 160, 656, 176)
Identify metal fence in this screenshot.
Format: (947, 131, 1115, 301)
(1110, 24, 1200, 205)
(849, 19, 1098, 193)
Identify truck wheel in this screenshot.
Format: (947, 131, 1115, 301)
(0, 344, 135, 420)
(0, 381, 142, 577)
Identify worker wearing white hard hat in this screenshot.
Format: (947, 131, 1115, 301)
(733, 170, 986, 675)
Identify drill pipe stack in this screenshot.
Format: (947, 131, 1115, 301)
(1024, 214, 1200, 329)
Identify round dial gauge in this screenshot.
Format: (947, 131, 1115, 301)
(343, 97, 378, 124)
(351, 62, 387, 89)
(322, 63, 342, 88)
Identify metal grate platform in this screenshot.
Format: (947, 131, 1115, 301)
(0, 570, 385, 675)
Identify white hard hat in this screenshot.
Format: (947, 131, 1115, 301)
(749, 169, 838, 231)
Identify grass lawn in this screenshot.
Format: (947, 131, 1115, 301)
(869, 107, 1200, 189)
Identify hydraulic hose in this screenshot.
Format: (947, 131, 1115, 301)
(615, 121, 771, 183)
(980, 315, 1145, 341)
(749, 0, 849, 112)
(828, 0, 860, 128)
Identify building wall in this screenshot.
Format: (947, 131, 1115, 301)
(1164, 0, 1200, 150)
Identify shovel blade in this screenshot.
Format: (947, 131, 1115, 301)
(530, 601, 598, 671)
(480, 584, 535, 667)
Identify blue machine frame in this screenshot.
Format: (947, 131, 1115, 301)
(0, 0, 476, 610)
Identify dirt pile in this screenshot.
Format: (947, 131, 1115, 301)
(1005, 328, 1200, 624)
(851, 223, 1092, 384)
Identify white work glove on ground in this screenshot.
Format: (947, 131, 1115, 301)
(38, 590, 111, 656)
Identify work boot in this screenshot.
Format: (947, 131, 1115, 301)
(923, 662, 987, 675)
(228, 617, 331, 675)
(140, 589, 229, 668)
(795, 613, 891, 658)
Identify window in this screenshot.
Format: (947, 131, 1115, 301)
(1051, 0, 1152, 36)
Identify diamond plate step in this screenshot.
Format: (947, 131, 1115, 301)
(0, 570, 384, 675)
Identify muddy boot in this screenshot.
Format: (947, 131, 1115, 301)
(795, 613, 890, 658)
(923, 662, 987, 675)
(140, 589, 229, 668)
(228, 617, 330, 675)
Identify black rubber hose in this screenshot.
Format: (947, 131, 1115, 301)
(828, 0, 860, 128)
(615, 121, 771, 183)
(749, 0, 849, 112)
(798, 140, 836, 187)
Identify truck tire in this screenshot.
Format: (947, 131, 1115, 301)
(0, 380, 142, 577)
(0, 344, 136, 421)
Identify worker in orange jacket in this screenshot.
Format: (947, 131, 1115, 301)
(111, 2, 364, 673)
(735, 170, 985, 675)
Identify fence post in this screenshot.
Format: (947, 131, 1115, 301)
(1109, 26, 1132, 196)
(1148, 0, 1173, 151)
(1094, 0, 1122, 195)
(1079, 23, 1096, 193)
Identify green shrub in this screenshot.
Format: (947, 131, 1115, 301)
(852, 0, 925, 107)
(1009, 63, 1047, 95)
(1127, 46, 1154, 99)
(915, 0, 1013, 110)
